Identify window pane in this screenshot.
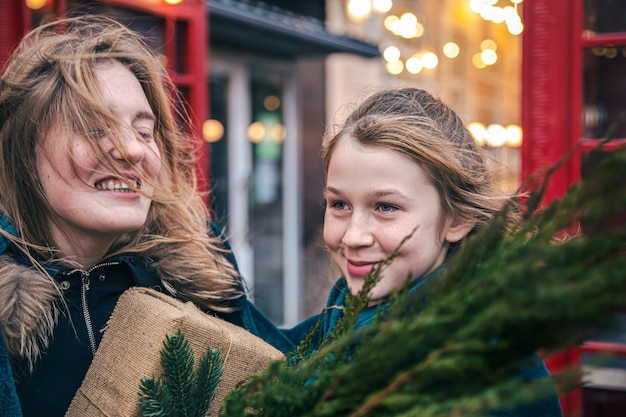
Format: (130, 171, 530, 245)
(175, 20, 189, 74)
(209, 75, 229, 224)
(582, 47, 626, 139)
(585, 0, 626, 33)
(249, 70, 284, 324)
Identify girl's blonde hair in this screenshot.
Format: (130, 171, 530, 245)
(322, 87, 516, 239)
(0, 15, 242, 311)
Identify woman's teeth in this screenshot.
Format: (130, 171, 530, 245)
(95, 180, 137, 191)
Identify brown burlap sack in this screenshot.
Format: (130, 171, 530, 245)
(65, 287, 284, 417)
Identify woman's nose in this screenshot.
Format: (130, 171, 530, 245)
(109, 128, 145, 163)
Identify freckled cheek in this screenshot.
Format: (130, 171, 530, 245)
(380, 228, 415, 254)
(147, 146, 163, 179)
(322, 219, 343, 250)
(69, 146, 101, 181)
(148, 158, 163, 180)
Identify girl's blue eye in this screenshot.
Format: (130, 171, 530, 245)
(377, 203, 397, 212)
(330, 201, 348, 210)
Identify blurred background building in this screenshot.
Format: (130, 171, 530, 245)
(1, 1, 625, 415)
(207, 0, 526, 327)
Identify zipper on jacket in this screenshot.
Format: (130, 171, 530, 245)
(80, 272, 97, 355)
(74, 261, 121, 356)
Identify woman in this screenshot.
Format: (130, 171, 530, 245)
(0, 15, 292, 417)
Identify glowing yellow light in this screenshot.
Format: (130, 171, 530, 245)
(389, 19, 403, 36)
(400, 25, 418, 39)
(472, 53, 487, 69)
(271, 124, 286, 143)
(373, 0, 392, 13)
(469, 0, 485, 13)
(491, 7, 505, 23)
(400, 12, 417, 26)
(481, 39, 497, 51)
(443, 42, 460, 58)
(421, 52, 439, 69)
(264, 95, 281, 111)
(396, 13, 421, 38)
(508, 21, 524, 35)
(384, 15, 399, 31)
(248, 122, 266, 144)
(383, 45, 401, 62)
(486, 124, 507, 147)
(406, 56, 423, 74)
(202, 119, 224, 143)
(164, 0, 183, 4)
(583, 29, 597, 38)
(505, 124, 523, 147)
(467, 122, 487, 146)
(592, 47, 606, 56)
(503, 5, 518, 21)
(386, 60, 404, 75)
(347, 0, 372, 21)
(414, 22, 424, 38)
(481, 49, 498, 65)
(25, 0, 47, 9)
(480, 7, 495, 21)
(472, 0, 524, 31)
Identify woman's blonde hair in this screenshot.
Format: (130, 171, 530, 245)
(322, 87, 516, 239)
(0, 15, 242, 311)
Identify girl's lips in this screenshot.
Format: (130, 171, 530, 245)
(346, 260, 377, 277)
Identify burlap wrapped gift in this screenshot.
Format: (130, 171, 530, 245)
(65, 287, 284, 417)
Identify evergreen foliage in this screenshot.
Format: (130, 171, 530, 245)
(139, 329, 224, 417)
(219, 144, 626, 417)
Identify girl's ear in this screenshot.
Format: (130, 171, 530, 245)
(444, 221, 475, 243)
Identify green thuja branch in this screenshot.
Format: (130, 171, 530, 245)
(139, 330, 224, 417)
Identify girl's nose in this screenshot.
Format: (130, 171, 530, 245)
(341, 214, 375, 248)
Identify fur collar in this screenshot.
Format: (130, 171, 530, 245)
(0, 253, 60, 369)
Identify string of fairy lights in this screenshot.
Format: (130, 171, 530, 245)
(346, 0, 524, 148)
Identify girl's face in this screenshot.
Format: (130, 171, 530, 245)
(323, 138, 472, 300)
(36, 60, 162, 264)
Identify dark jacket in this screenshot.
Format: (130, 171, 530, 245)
(285, 267, 563, 417)
(0, 217, 293, 417)
(0, 336, 21, 417)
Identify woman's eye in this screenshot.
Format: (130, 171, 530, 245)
(86, 127, 110, 139)
(137, 130, 154, 141)
(377, 203, 398, 213)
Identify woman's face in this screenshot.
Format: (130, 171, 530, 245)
(36, 60, 162, 263)
(323, 138, 472, 300)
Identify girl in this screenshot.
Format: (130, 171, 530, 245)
(287, 87, 563, 417)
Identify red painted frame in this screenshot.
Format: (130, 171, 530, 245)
(522, 1, 626, 415)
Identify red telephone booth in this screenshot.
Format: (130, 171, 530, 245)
(522, 1, 626, 416)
